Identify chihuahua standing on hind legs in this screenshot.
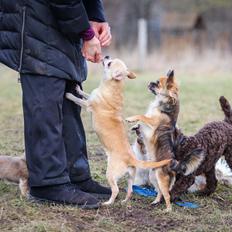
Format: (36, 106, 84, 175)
(126, 71, 203, 212)
(66, 56, 171, 205)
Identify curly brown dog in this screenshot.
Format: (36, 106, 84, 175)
(171, 96, 232, 198)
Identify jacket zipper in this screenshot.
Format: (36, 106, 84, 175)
(18, 6, 26, 74)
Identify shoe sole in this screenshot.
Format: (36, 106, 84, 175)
(28, 195, 100, 210)
(91, 193, 111, 200)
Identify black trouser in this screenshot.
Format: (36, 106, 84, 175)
(21, 74, 91, 187)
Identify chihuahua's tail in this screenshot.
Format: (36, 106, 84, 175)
(220, 96, 232, 124)
(131, 158, 171, 169)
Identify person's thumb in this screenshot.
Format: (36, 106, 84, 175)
(92, 27, 100, 39)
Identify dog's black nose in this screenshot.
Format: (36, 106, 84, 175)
(148, 82, 157, 89)
(104, 55, 110, 60)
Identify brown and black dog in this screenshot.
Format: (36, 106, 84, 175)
(127, 71, 183, 211)
(171, 96, 232, 198)
(127, 71, 205, 211)
(66, 57, 171, 205)
(131, 70, 180, 188)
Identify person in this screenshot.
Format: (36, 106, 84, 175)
(0, 0, 112, 209)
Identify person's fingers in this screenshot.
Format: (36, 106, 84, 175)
(95, 52, 102, 63)
(86, 55, 95, 63)
(86, 49, 101, 63)
(92, 27, 100, 39)
(82, 49, 94, 62)
(81, 36, 102, 63)
(100, 33, 111, 43)
(94, 44, 102, 63)
(99, 27, 112, 47)
(99, 27, 109, 41)
(101, 36, 112, 47)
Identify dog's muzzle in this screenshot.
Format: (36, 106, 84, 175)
(102, 56, 111, 67)
(148, 82, 158, 95)
(102, 56, 112, 68)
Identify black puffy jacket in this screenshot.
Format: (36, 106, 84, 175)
(0, 0, 105, 82)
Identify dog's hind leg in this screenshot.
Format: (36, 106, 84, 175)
(224, 147, 232, 170)
(122, 167, 136, 203)
(151, 189, 163, 206)
(102, 173, 119, 205)
(200, 168, 217, 196)
(156, 170, 172, 212)
(103, 162, 126, 205)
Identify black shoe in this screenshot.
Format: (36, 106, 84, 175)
(29, 183, 100, 209)
(73, 179, 111, 199)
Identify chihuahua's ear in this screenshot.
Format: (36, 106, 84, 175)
(167, 70, 174, 83)
(127, 71, 136, 79)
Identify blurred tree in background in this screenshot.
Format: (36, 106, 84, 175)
(103, 0, 232, 53)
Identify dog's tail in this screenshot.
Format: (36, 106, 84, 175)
(130, 157, 171, 169)
(171, 148, 205, 176)
(220, 96, 232, 124)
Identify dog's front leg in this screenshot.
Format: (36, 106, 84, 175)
(126, 115, 158, 128)
(19, 178, 29, 197)
(66, 93, 88, 108)
(76, 85, 90, 100)
(126, 115, 142, 123)
(122, 167, 136, 204)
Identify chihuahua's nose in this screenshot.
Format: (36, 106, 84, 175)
(104, 55, 110, 60)
(148, 82, 157, 89)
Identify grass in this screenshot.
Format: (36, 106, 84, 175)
(0, 65, 232, 231)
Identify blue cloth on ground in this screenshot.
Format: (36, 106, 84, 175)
(132, 185, 199, 209)
(132, 185, 157, 197)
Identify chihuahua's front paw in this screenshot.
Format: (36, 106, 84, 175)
(75, 85, 81, 94)
(102, 200, 114, 206)
(131, 124, 140, 131)
(126, 116, 139, 123)
(164, 206, 172, 213)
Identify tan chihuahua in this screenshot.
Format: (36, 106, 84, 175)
(66, 56, 171, 205)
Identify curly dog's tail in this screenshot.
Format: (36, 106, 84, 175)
(220, 96, 232, 124)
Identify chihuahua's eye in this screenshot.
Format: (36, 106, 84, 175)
(107, 62, 112, 67)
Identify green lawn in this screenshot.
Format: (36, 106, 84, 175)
(0, 65, 232, 232)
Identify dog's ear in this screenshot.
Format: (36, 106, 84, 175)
(167, 70, 174, 83)
(126, 71, 136, 79)
(190, 148, 204, 156)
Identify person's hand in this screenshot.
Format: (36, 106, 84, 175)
(90, 21, 112, 47)
(82, 36, 102, 63)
